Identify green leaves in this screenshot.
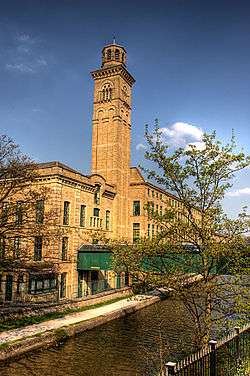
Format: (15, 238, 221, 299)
(113, 122, 250, 346)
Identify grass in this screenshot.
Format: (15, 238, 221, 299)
(0, 295, 131, 332)
(54, 328, 70, 341)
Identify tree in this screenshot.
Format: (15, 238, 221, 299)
(112, 122, 250, 348)
(0, 135, 60, 294)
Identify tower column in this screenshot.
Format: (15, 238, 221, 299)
(91, 43, 135, 239)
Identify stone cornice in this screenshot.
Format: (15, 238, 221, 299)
(37, 174, 116, 199)
(129, 181, 180, 201)
(37, 174, 95, 193)
(91, 65, 135, 87)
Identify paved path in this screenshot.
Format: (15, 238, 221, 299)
(0, 295, 153, 345)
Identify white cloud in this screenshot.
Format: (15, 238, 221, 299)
(226, 187, 250, 197)
(136, 143, 146, 151)
(16, 34, 35, 44)
(160, 122, 203, 147)
(36, 57, 48, 67)
(5, 63, 35, 73)
(5, 33, 49, 74)
(5, 56, 48, 74)
(185, 141, 206, 151)
(17, 45, 31, 54)
(136, 122, 204, 153)
(32, 107, 43, 113)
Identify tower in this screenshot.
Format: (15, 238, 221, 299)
(91, 42, 135, 238)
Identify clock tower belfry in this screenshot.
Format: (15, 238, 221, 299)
(91, 42, 135, 238)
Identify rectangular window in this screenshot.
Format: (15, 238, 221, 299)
(16, 201, 23, 225)
(17, 274, 24, 295)
(36, 200, 44, 224)
(80, 205, 86, 227)
(1, 202, 8, 224)
(34, 236, 42, 261)
(152, 191, 155, 197)
(94, 185, 100, 205)
(156, 192, 158, 198)
(63, 201, 70, 225)
(29, 274, 57, 295)
(133, 223, 140, 243)
(148, 188, 150, 196)
(156, 204, 158, 214)
(147, 202, 150, 219)
(133, 201, 140, 216)
(160, 194, 162, 200)
(44, 279, 50, 290)
(106, 210, 110, 230)
(160, 206, 163, 216)
(0, 238, 6, 258)
(13, 237, 20, 257)
(152, 224, 155, 238)
(37, 280, 43, 290)
(60, 272, 67, 298)
(93, 208, 100, 217)
(148, 224, 150, 238)
(62, 237, 68, 261)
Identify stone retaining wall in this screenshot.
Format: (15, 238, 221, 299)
(0, 287, 132, 323)
(0, 295, 160, 362)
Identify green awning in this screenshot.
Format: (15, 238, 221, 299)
(77, 250, 112, 271)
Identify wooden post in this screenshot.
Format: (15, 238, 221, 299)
(235, 327, 240, 365)
(209, 340, 217, 376)
(165, 362, 176, 376)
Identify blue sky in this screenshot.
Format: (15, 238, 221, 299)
(1, 0, 250, 216)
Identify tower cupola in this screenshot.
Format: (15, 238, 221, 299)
(102, 41, 126, 68)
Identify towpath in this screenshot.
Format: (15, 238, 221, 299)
(0, 295, 155, 346)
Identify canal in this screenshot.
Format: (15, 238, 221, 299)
(0, 298, 196, 376)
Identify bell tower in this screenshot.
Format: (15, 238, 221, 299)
(91, 41, 135, 238)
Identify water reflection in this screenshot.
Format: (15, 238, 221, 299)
(0, 298, 195, 376)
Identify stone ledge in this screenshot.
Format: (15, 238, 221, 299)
(0, 287, 132, 323)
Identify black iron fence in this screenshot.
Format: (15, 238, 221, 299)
(165, 324, 250, 376)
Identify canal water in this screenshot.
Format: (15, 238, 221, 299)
(0, 298, 196, 376)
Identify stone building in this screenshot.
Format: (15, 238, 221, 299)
(0, 42, 187, 303)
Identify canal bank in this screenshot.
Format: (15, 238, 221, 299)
(0, 294, 160, 363)
(0, 297, 196, 376)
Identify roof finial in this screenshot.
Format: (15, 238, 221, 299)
(113, 35, 116, 45)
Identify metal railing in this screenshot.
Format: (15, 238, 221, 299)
(165, 324, 250, 376)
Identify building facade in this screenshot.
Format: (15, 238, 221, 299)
(0, 42, 187, 304)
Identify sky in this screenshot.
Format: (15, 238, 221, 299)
(1, 0, 250, 217)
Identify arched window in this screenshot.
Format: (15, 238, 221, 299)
(115, 49, 120, 61)
(108, 87, 112, 100)
(102, 84, 112, 102)
(107, 49, 111, 60)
